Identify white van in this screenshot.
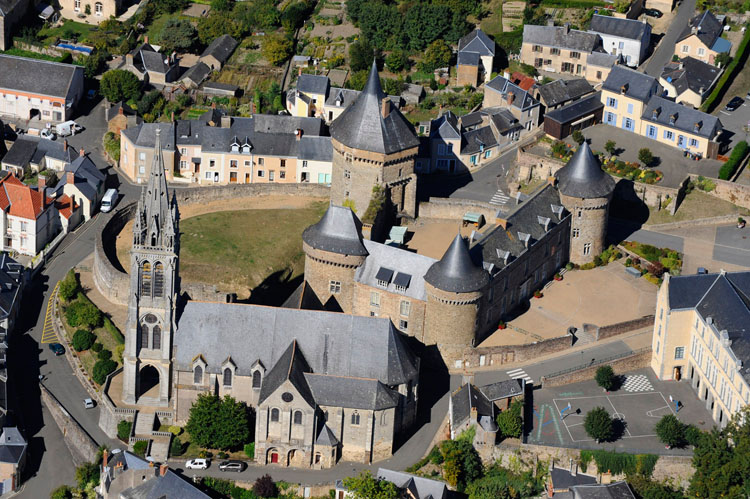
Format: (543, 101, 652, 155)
(101, 188, 118, 213)
(55, 120, 82, 137)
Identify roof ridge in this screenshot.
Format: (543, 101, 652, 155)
(694, 274, 724, 310)
(305, 372, 379, 382)
(287, 339, 298, 379)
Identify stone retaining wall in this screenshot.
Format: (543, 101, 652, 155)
(417, 197, 498, 223)
(541, 349, 652, 388)
(688, 173, 750, 210)
(40, 384, 99, 467)
(458, 334, 573, 370)
(596, 315, 654, 341)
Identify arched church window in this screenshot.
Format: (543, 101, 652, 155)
(351, 411, 360, 426)
(252, 370, 262, 388)
(153, 262, 164, 297)
(193, 365, 203, 384)
(271, 408, 280, 422)
(152, 325, 161, 350)
(140, 261, 151, 295)
(223, 368, 232, 387)
(140, 324, 149, 349)
(293, 411, 303, 425)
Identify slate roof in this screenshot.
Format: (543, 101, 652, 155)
(123, 123, 176, 150)
(424, 234, 489, 293)
(0, 254, 22, 322)
(298, 136, 332, 161)
(316, 424, 339, 446)
(297, 74, 330, 95)
(458, 29, 495, 57)
(302, 204, 368, 256)
(479, 379, 524, 401)
(457, 50, 480, 66)
(141, 49, 170, 74)
(667, 271, 750, 383)
(2, 136, 74, 168)
(586, 51, 619, 68)
(0, 55, 82, 99)
(544, 93, 603, 125)
(258, 340, 316, 406)
(329, 61, 419, 154)
(461, 125, 499, 155)
(555, 141, 616, 199)
(486, 75, 540, 111)
(572, 481, 636, 499)
(108, 452, 210, 499)
(0, 427, 25, 465)
(200, 34, 238, 65)
(538, 78, 594, 108)
(489, 108, 522, 135)
(181, 62, 211, 85)
(550, 467, 597, 489)
(354, 239, 436, 301)
(376, 469, 448, 499)
(678, 11, 723, 49)
(589, 15, 650, 40)
(602, 65, 659, 102)
(430, 111, 461, 140)
(305, 373, 399, 410)
(476, 184, 567, 271)
(451, 384, 497, 430)
(660, 57, 721, 97)
(55, 155, 105, 202)
(523, 25, 600, 52)
(642, 96, 722, 139)
(0, 0, 25, 16)
(174, 302, 419, 385)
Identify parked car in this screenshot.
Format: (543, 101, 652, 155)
(40, 128, 56, 140)
(218, 461, 245, 472)
(644, 8, 662, 17)
(185, 458, 209, 470)
(48, 343, 65, 356)
(87, 89, 96, 100)
(84, 398, 95, 409)
(725, 96, 744, 111)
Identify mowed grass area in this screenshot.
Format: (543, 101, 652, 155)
(179, 203, 327, 300)
(646, 191, 749, 225)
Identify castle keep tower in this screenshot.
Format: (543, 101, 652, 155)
(329, 61, 420, 220)
(423, 234, 490, 354)
(555, 141, 615, 265)
(123, 129, 180, 406)
(302, 204, 368, 313)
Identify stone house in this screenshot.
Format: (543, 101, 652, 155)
(449, 383, 499, 448)
(521, 24, 602, 79)
(199, 34, 238, 71)
(179, 62, 211, 89)
(51, 152, 106, 221)
(121, 42, 180, 84)
(1, 136, 75, 176)
(456, 29, 495, 87)
(57, 0, 121, 23)
(659, 57, 722, 108)
(674, 11, 730, 65)
(584, 51, 620, 84)
(0, 0, 29, 51)
(484, 75, 542, 131)
(106, 102, 141, 136)
(588, 15, 651, 67)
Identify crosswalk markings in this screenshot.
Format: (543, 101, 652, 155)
(40, 282, 60, 344)
(506, 368, 533, 383)
(490, 190, 510, 206)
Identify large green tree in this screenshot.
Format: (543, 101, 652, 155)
(349, 38, 375, 72)
(100, 69, 142, 103)
(422, 39, 452, 72)
(342, 471, 399, 499)
(595, 365, 616, 391)
(655, 414, 686, 448)
(185, 394, 252, 450)
(402, 3, 451, 51)
(197, 14, 241, 46)
(159, 19, 197, 52)
(584, 406, 614, 443)
(496, 399, 523, 439)
(439, 438, 482, 492)
(262, 35, 293, 66)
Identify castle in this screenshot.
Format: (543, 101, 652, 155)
(103, 63, 616, 469)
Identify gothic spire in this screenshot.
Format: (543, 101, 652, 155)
(137, 127, 178, 249)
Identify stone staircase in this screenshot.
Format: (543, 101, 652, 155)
(149, 435, 171, 462)
(134, 410, 155, 437)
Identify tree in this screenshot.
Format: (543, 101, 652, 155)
(133, 440, 148, 457)
(93, 359, 117, 384)
(66, 300, 102, 329)
(117, 420, 132, 441)
(439, 438, 482, 492)
(211, 0, 234, 11)
(595, 365, 616, 392)
(281, 2, 309, 32)
(59, 269, 80, 302)
(605, 140, 617, 157)
(496, 399, 523, 439)
(253, 474, 278, 498)
(385, 49, 407, 72)
(402, 3, 451, 51)
(381, 78, 404, 96)
(185, 394, 251, 450)
(170, 436, 184, 456)
(72, 329, 96, 352)
(342, 471, 399, 499)
(655, 414, 686, 448)
(197, 14, 241, 46)
(51, 485, 74, 499)
(346, 70, 369, 91)
(584, 406, 614, 442)
(84, 48, 108, 78)
(422, 39, 451, 72)
(75, 461, 99, 490)
(638, 147, 654, 167)
(262, 35, 293, 66)
(715, 52, 732, 68)
(100, 70, 142, 103)
(159, 19, 197, 53)
(349, 38, 375, 72)
(572, 129, 585, 145)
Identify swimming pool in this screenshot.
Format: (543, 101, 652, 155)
(56, 43, 93, 54)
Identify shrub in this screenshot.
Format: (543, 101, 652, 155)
(117, 420, 132, 441)
(167, 425, 182, 436)
(580, 449, 658, 477)
(133, 440, 148, 457)
(648, 261, 666, 278)
(719, 141, 749, 180)
(72, 329, 96, 352)
(115, 344, 125, 363)
(59, 269, 80, 302)
(170, 436, 184, 456)
(104, 317, 124, 344)
(244, 442, 255, 459)
(217, 451, 229, 459)
(572, 129, 585, 145)
(75, 462, 100, 490)
(595, 365, 616, 391)
(428, 444, 443, 465)
(565, 262, 574, 270)
(51, 485, 73, 499)
(97, 349, 112, 361)
(254, 474, 277, 498)
(638, 148, 654, 167)
(551, 140, 569, 157)
(496, 399, 523, 439)
(92, 359, 117, 385)
(66, 300, 102, 329)
(91, 342, 103, 353)
(584, 406, 614, 442)
(702, 28, 750, 112)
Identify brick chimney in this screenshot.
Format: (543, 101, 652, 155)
(620, 84, 628, 94)
(295, 128, 303, 141)
(38, 174, 46, 190)
(298, 66, 302, 76)
(67, 171, 75, 185)
(79, 148, 85, 158)
(118, 106, 124, 116)
(102, 449, 108, 468)
(144, 35, 149, 44)
(506, 91, 515, 105)
(470, 406, 478, 421)
(63, 140, 68, 152)
(220, 115, 232, 128)
(171, 111, 175, 122)
(159, 464, 168, 477)
(381, 98, 391, 118)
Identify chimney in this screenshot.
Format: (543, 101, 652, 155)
(470, 406, 478, 421)
(144, 35, 149, 44)
(38, 174, 46, 191)
(699, 86, 705, 94)
(507, 91, 515, 105)
(171, 111, 175, 122)
(298, 66, 302, 76)
(220, 115, 232, 128)
(118, 106, 124, 116)
(381, 98, 391, 118)
(102, 449, 108, 468)
(159, 464, 168, 477)
(295, 128, 303, 141)
(67, 171, 75, 185)
(79, 148, 85, 158)
(601, 471, 612, 484)
(564, 23, 570, 34)
(679, 61, 684, 70)
(620, 84, 628, 94)
(63, 140, 68, 152)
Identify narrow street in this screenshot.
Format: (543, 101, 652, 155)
(643, 0, 697, 76)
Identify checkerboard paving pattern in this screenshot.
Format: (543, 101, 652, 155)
(622, 374, 654, 393)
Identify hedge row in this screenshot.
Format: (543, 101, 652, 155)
(702, 27, 750, 113)
(719, 141, 749, 180)
(579, 449, 658, 477)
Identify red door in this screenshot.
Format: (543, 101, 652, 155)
(270, 452, 278, 464)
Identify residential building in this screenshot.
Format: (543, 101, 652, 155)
(98, 449, 209, 499)
(651, 271, 750, 427)
(180, 62, 211, 88)
(106, 101, 141, 136)
(536, 77, 595, 112)
(0, 253, 23, 341)
(641, 96, 722, 158)
(200, 82, 240, 97)
(297, 136, 333, 183)
(509, 71, 537, 91)
(584, 51, 620, 84)
(1, 136, 75, 176)
(544, 92, 604, 139)
(421, 111, 461, 174)
(0, 55, 84, 122)
(456, 29, 496, 86)
(0, 0, 30, 51)
(58, 0, 121, 23)
(456, 107, 523, 169)
(601, 65, 662, 134)
(52, 152, 106, 221)
(449, 381, 525, 448)
(401, 83, 425, 105)
(659, 57, 722, 108)
(0, 427, 26, 495)
(199, 34, 238, 71)
(335, 469, 449, 499)
(675, 11, 731, 65)
(521, 24, 602, 79)
(572, 482, 637, 499)
(547, 464, 636, 499)
(588, 15, 651, 67)
(484, 74, 542, 131)
(120, 42, 180, 84)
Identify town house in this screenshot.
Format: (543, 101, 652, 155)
(588, 15, 651, 67)
(521, 24, 602, 79)
(675, 11, 731, 65)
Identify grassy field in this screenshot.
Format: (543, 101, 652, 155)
(180, 203, 327, 302)
(646, 190, 749, 225)
(37, 20, 98, 45)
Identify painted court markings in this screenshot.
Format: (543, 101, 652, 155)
(40, 282, 60, 344)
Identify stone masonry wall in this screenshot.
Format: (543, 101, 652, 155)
(541, 349, 652, 387)
(458, 334, 573, 370)
(688, 173, 750, 210)
(41, 384, 99, 467)
(596, 315, 654, 341)
(417, 197, 498, 224)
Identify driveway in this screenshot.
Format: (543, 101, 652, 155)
(716, 97, 750, 153)
(643, 0, 697, 76)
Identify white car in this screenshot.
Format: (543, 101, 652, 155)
(185, 458, 209, 470)
(84, 398, 95, 409)
(40, 129, 56, 140)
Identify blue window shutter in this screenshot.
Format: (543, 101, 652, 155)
(627, 103, 633, 114)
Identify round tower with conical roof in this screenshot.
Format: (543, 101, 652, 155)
(329, 61, 421, 221)
(301, 204, 368, 313)
(423, 234, 490, 354)
(555, 141, 616, 265)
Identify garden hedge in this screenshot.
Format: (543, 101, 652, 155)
(719, 141, 749, 180)
(702, 28, 750, 113)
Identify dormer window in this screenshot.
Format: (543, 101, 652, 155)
(669, 114, 677, 126)
(518, 232, 531, 248)
(550, 204, 564, 217)
(496, 249, 511, 265)
(393, 272, 411, 293)
(694, 122, 701, 132)
(652, 108, 659, 119)
(537, 216, 551, 231)
(230, 136, 240, 152)
(375, 267, 394, 288)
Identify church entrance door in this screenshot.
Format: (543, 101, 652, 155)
(139, 365, 160, 398)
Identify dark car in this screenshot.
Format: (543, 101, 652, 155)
(218, 460, 245, 472)
(644, 8, 662, 17)
(725, 96, 744, 111)
(48, 343, 65, 356)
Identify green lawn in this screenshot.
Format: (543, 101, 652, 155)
(180, 203, 328, 303)
(38, 20, 98, 45)
(646, 190, 749, 225)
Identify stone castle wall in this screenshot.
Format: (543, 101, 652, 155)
(688, 173, 750, 210)
(417, 197, 499, 223)
(540, 348, 652, 388)
(560, 192, 612, 265)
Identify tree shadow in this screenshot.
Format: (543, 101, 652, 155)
(610, 417, 628, 442)
(242, 268, 304, 307)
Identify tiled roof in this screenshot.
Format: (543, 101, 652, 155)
(0, 175, 52, 220)
(660, 57, 721, 97)
(589, 15, 650, 40)
(55, 193, 76, 220)
(486, 75, 540, 111)
(461, 125, 499, 155)
(510, 71, 536, 91)
(0, 54, 82, 99)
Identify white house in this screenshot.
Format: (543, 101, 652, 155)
(296, 136, 332, 184)
(588, 15, 651, 67)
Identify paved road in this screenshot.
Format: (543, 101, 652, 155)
(717, 97, 750, 152)
(644, 0, 697, 76)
